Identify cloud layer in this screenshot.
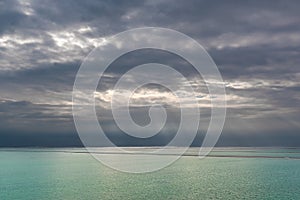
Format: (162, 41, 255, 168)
(0, 0, 299, 146)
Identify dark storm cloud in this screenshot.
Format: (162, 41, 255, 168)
(211, 45, 300, 78)
(0, 0, 26, 34)
(0, 99, 73, 129)
(0, 0, 299, 146)
(0, 61, 79, 91)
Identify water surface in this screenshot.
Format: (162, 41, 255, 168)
(0, 148, 299, 199)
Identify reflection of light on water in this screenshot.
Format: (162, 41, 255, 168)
(1, 147, 300, 199)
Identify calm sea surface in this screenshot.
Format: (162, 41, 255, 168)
(1, 148, 300, 199)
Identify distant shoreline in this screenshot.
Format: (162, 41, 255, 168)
(1, 147, 300, 160)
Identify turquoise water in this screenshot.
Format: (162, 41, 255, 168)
(1, 148, 300, 199)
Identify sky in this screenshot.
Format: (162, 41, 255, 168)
(0, 0, 299, 147)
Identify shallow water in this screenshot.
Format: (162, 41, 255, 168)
(0, 148, 300, 199)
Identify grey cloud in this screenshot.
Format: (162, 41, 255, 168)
(0, 0, 300, 146)
(0, 0, 27, 34)
(0, 99, 72, 123)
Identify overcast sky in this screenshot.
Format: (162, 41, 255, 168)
(0, 0, 299, 147)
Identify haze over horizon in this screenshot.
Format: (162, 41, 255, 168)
(0, 0, 300, 147)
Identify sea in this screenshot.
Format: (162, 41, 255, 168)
(0, 147, 300, 199)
